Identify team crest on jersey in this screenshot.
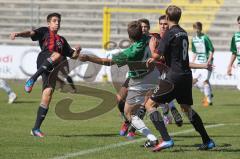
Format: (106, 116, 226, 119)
(56, 40, 63, 49)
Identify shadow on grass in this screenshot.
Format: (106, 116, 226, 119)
(169, 143, 234, 152)
(13, 100, 37, 104)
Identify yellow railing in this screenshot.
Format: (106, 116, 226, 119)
(102, 7, 165, 48)
(102, 0, 225, 48)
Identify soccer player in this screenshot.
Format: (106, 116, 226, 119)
(118, 18, 183, 140)
(10, 14, 80, 94)
(143, 5, 215, 151)
(10, 13, 80, 137)
(191, 22, 214, 106)
(227, 15, 240, 89)
(79, 20, 159, 144)
(0, 79, 17, 104)
(118, 19, 151, 138)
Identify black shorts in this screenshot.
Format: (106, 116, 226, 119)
(37, 51, 59, 91)
(151, 74, 193, 105)
(122, 78, 130, 88)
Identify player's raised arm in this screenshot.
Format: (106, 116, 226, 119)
(149, 36, 161, 60)
(79, 54, 115, 66)
(10, 30, 35, 40)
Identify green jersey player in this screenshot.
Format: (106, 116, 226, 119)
(227, 16, 240, 90)
(79, 21, 159, 145)
(191, 22, 214, 106)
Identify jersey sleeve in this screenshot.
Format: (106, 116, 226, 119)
(230, 34, 237, 54)
(191, 39, 196, 53)
(62, 37, 74, 57)
(204, 35, 214, 52)
(31, 27, 48, 41)
(112, 36, 147, 67)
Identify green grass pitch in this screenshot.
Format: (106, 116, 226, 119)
(0, 81, 240, 159)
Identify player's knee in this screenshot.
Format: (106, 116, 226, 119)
(145, 98, 157, 112)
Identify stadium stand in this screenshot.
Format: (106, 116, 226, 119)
(0, 0, 239, 51)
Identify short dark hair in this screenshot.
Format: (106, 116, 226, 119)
(127, 21, 143, 42)
(165, 5, 181, 23)
(47, 13, 61, 22)
(193, 22, 202, 30)
(159, 15, 166, 21)
(237, 16, 240, 22)
(138, 18, 150, 29)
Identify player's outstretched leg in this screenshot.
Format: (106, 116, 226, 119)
(127, 106, 146, 140)
(25, 57, 54, 93)
(131, 115, 159, 148)
(182, 105, 215, 150)
(148, 107, 174, 151)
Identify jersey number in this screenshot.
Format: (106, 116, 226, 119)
(182, 39, 188, 61)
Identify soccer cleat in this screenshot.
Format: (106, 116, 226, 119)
(171, 108, 183, 127)
(126, 132, 136, 140)
(143, 140, 159, 148)
(31, 129, 45, 137)
(8, 92, 17, 104)
(119, 122, 129, 136)
(25, 78, 35, 93)
(198, 139, 215, 150)
(152, 139, 174, 152)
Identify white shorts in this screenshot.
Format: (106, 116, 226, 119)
(192, 69, 212, 83)
(126, 68, 160, 106)
(235, 65, 240, 90)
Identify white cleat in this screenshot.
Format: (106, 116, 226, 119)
(8, 92, 17, 104)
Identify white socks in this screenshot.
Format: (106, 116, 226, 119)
(131, 115, 157, 141)
(0, 79, 12, 95)
(204, 84, 212, 103)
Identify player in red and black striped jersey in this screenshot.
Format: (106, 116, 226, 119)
(10, 13, 80, 137)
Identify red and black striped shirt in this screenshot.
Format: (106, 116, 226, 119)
(31, 27, 74, 57)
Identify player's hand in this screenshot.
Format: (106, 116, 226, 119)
(149, 37, 159, 54)
(74, 45, 82, 53)
(71, 45, 82, 59)
(227, 66, 233, 76)
(146, 58, 155, 69)
(10, 32, 18, 40)
(205, 63, 214, 71)
(79, 54, 89, 62)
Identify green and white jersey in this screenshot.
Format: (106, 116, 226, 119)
(192, 34, 214, 63)
(230, 32, 240, 63)
(112, 35, 151, 79)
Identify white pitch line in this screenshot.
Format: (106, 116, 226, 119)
(50, 123, 232, 159)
